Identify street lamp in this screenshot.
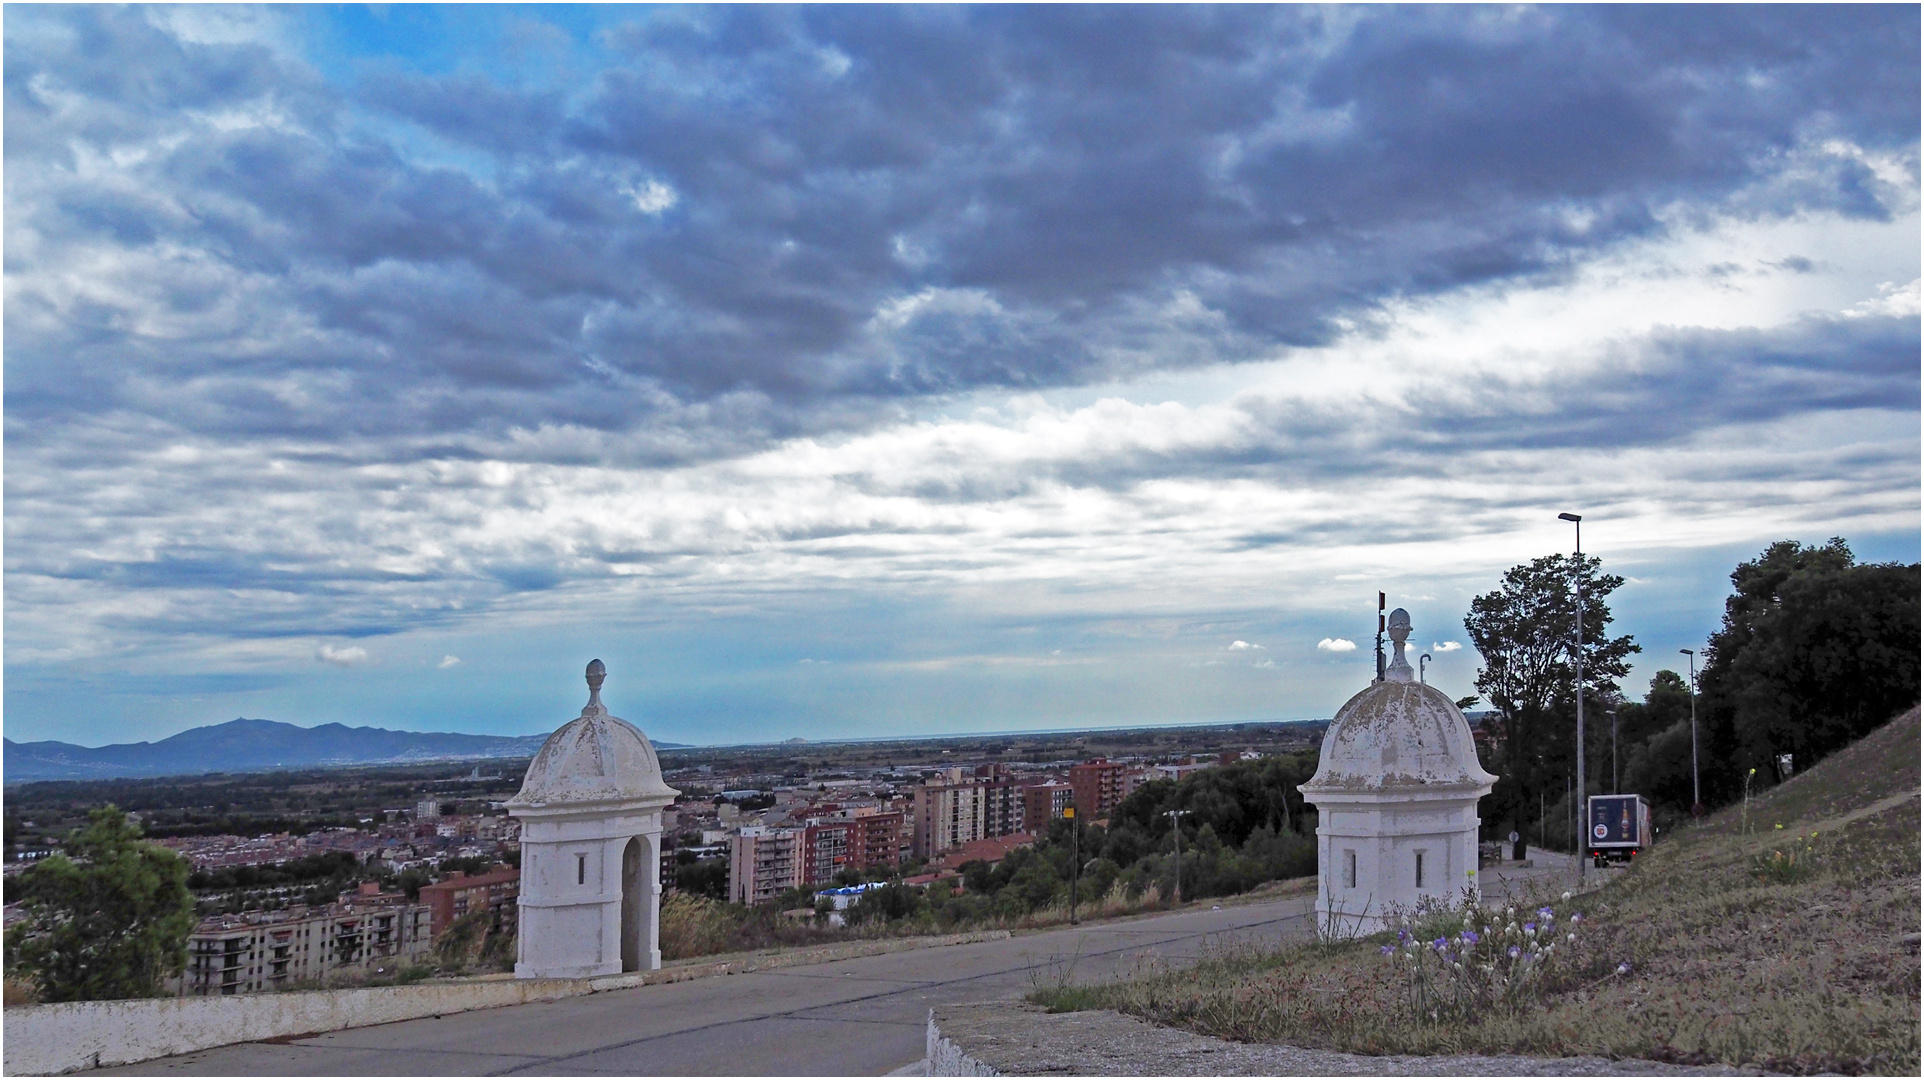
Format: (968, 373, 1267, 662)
(1066, 805, 1079, 925)
(1419, 652, 1431, 684)
(1680, 648, 1700, 813)
(1164, 808, 1192, 905)
(1558, 511, 1586, 883)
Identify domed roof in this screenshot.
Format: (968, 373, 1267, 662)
(1301, 610, 1497, 794)
(507, 660, 678, 809)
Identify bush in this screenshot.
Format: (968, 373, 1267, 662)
(658, 892, 735, 960)
(3, 806, 196, 1002)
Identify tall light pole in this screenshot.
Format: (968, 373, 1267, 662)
(1164, 808, 1191, 905)
(1558, 511, 1585, 883)
(1608, 707, 1618, 794)
(1066, 805, 1079, 925)
(1680, 648, 1700, 813)
(1419, 652, 1431, 684)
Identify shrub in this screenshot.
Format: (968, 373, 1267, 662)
(658, 892, 735, 960)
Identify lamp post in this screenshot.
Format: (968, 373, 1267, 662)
(1066, 805, 1079, 925)
(1164, 808, 1192, 905)
(1419, 652, 1432, 684)
(1680, 648, 1700, 813)
(1558, 512, 1586, 883)
(1608, 707, 1618, 794)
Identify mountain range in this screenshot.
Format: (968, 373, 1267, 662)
(3, 717, 686, 783)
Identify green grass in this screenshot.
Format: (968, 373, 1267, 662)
(1029, 706, 1921, 1075)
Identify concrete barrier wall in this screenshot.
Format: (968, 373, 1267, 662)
(925, 1010, 1001, 1077)
(2, 977, 583, 1075)
(3, 929, 1011, 1076)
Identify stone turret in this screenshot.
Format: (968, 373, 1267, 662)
(1300, 609, 1497, 934)
(509, 661, 678, 978)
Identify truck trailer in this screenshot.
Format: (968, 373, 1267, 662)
(1586, 793, 1652, 867)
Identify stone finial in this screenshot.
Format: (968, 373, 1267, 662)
(1385, 608, 1414, 683)
(585, 659, 606, 713)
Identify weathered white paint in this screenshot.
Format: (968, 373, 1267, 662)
(925, 1009, 1002, 1076)
(1300, 609, 1498, 935)
(508, 660, 677, 978)
(2, 976, 580, 1075)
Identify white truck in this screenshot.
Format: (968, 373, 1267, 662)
(1586, 793, 1652, 868)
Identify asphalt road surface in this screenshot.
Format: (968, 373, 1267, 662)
(102, 858, 1580, 1076)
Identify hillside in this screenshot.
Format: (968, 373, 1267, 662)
(1033, 705, 1921, 1074)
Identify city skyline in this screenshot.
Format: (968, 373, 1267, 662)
(6, 5, 1917, 747)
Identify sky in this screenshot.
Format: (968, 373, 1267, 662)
(4, 5, 1918, 748)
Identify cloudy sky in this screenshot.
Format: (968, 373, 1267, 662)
(6, 5, 1917, 748)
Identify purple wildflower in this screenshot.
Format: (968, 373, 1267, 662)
(1460, 930, 1480, 945)
(1523, 922, 1537, 934)
(1616, 962, 1632, 975)
(1537, 906, 1555, 920)
(1381, 945, 1395, 955)
(1508, 945, 1521, 959)
(1432, 937, 1447, 950)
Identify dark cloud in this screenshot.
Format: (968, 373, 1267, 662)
(6, 4, 1914, 453)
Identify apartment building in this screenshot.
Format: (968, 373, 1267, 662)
(799, 808, 903, 885)
(182, 885, 430, 996)
(1022, 781, 1075, 830)
(730, 825, 803, 905)
(417, 865, 520, 939)
(1068, 758, 1132, 820)
(911, 766, 1024, 860)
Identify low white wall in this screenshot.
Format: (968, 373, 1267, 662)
(925, 1009, 1001, 1077)
(2, 977, 585, 1075)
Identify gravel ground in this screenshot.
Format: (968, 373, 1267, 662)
(930, 1001, 1773, 1076)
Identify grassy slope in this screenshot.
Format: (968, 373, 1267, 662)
(1032, 706, 1920, 1075)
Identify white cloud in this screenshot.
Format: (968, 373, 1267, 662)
(1254, 659, 1275, 669)
(625, 179, 678, 214)
(437, 654, 462, 669)
(1317, 638, 1357, 653)
(317, 644, 368, 666)
(1431, 641, 1462, 653)
(1843, 278, 1920, 319)
(1228, 640, 1264, 651)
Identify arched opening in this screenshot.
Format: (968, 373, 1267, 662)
(621, 836, 643, 972)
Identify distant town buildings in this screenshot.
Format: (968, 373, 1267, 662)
(418, 865, 520, 940)
(730, 806, 905, 902)
(1022, 781, 1074, 829)
(911, 765, 1025, 859)
(180, 882, 430, 996)
(730, 824, 802, 905)
(1068, 758, 1132, 820)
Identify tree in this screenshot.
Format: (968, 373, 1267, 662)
(3, 806, 197, 1001)
(1464, 553, 1639, 839)
(1699, 540, 1918, 794)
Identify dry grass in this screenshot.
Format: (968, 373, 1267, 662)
(4, 974, 40, 1007)
(1033, 707, 1921, 1075)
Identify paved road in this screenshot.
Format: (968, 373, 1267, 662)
(104, 899, 1315, 1076)
(102, 859, 1582, 1076)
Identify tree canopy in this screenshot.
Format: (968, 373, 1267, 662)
(1463, 552, 1639, 843)
(3, 805, 197, 1002)
(1697, 539, 1919, 803)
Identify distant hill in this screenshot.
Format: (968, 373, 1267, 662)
(2, 718, 690, 783)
